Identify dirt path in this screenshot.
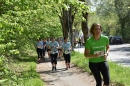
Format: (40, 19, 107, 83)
(36, 54, 96, 86)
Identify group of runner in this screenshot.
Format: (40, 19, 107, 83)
(36, 23, 110, 86)
(36, 36, 71, 71)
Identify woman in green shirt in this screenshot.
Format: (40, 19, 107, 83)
(84, 23, 110, 86)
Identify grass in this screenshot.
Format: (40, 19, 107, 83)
(71, 51, 130, 86)
(1, 50, 45, 86)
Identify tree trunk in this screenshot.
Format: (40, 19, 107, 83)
(59, 6, 75, 50)
(120, 20, 125, 41)
(69, 6, 75, 51)
(59, 8, 69, 37)
(114, 0, 130, 42)
(82, 12, 89, 44)
(79, 0, 89, 44)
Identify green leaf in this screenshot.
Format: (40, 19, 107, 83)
(0, 23, 2, 28)
(0, 79, 8, 83)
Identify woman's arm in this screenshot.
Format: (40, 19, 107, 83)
(106, 44, 110, 55)
(84, 48, 100, 58)
(104, 44, 110, 60)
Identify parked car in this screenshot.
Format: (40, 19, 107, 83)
(108, 36, 114, 44)
(108, 36, 123, 44)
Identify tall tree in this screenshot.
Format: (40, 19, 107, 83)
(114, 0, 130, 41)
(79, 0, 90, 43)
(52, 0, 89, 49)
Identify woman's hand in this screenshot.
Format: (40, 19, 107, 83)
(104, 53, 108, 60)
(94, 52, 101, 57)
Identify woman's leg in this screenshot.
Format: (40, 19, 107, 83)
(53, 53, 58, 70)
(89, 62, 102, 86)
(99, 62, 110, 86)
(47, 49, 50, 58)
(42, 48, 45, 59)
(67, 54, 71, 68)
(37, 48, 41, 62)
(63, 53, 68, 69)
(39, 49, 43, 60)
(50, 54, 55, 71)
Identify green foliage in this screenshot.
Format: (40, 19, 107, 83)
(114, 0, 130, 41)
(0, 0, 62, 85)
(0, 56, 15, 85)
(0, 0, 63, 56)
(0, 49, 44, 86)
(91, 0, 130, 42)
(123, 27, 130, 43)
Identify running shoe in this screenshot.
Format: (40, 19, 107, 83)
(52, 67, 54, 71)
(68, 65, 70, 68)
(38, 59, 41, 63)
(54, 67, 57, 70)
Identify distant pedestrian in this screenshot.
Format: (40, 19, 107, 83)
(57, 38, 63, 58)
(42, 38, 47, 60)
(46, 37, 51, 58)
(61, 37, 71, 70)
(78, 37, 82, 48)
(36, 38, 43, 63)
(49, 37, 59, 71)
(84, 23, 110, 86)
(74, 38, 77, 47)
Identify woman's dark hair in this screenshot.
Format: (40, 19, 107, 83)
(51, 37, 55, 39)
(38, 38, 41, 41)
(90, 23, 102, 35)
(64, 36, 68, 40)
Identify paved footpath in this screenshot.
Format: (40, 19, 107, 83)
(36, 54, 96, 86)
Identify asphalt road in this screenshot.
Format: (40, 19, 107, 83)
(74, 44, 130, 67)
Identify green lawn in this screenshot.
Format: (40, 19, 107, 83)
(0, 50, 44, 86)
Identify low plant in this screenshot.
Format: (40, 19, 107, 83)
(0, 50, 44, 86)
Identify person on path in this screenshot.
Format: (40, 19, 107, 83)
(61, 37, 71, 70)
(84, 23, 110, 86)
(42, 38, 47, 60)
(49, 37, 59, 71)
(57, 38, 63, 58)
(78, 37, 82, 48)
(74, 37, 77, 47)
(36, 38, 43, 63)
(46, 37, 51, 58)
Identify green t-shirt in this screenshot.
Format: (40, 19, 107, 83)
(85, 35, 109, 63)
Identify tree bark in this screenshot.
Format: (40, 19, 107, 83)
(114, 0, 130, 42)
(79, 0, 89, 44)
(82, 12, 89, 44)
(59, 8, 69, 37)
(59, 6, 75, 50)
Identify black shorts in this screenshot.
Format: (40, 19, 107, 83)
(47, 49, 50, 52)
(58, 49, 62, 51)
(50, 53, 58, 64)
(63, 53, 71, 63)
(89, 61, 110, 85)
